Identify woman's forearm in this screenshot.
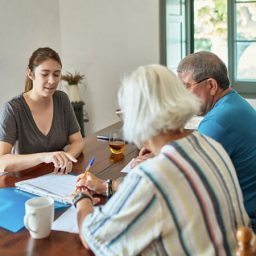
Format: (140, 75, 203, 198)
(66, 139, 85, 158)
(0, 153, 46, 172)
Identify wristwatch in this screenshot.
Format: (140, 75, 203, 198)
(73, 192, 93, 208)
(105, 179, 113, 198)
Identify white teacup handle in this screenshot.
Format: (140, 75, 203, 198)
(24, 213, 38, 233)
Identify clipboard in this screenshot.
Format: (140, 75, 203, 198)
(15, 173, 77, 204)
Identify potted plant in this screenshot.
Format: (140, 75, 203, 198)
(61, 71, 85, 102)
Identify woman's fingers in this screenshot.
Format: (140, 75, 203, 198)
(52, 157, 73, 175)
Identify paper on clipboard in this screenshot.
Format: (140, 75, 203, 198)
(15, 173, 77, 204)
(52, 206, 78, 233)
(184, 115, 203, 130)
(121, 158, 135, 173)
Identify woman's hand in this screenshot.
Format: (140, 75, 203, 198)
(42, 151, 77, 174)
(76, 172, 106, 195)
(130, 147, 154, 168)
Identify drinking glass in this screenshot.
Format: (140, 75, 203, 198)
(108, 130, 125, 161)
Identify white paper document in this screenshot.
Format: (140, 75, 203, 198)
(52, 206, 79, 233)
(184, 115, 203, 130)
(121, 158, 135, 173)
(15, 173, 77, 204)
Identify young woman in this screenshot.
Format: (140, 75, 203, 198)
(0, 47, 84, 174)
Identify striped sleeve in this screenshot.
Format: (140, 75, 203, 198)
(81, 171, 164, 256)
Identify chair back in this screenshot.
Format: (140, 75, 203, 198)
(236, 227, 256, 256)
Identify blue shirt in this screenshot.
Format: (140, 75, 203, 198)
(198, 89, 256, 219)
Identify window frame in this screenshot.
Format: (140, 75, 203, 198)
(162, 0, 256, 97)
(229, 0, 256, 97)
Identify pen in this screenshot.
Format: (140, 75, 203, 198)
(81, 157, 95, 178)
(97, 135, 128, 144)
(97, 135, 109, 141)
(75, 157, 95, 192)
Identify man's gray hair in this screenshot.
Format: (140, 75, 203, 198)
(177, 51, 230, 89)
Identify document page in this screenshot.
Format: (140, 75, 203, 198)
(184, 115, 203, 130)
(121, 158, 135, 173)
(52, 206, 78, 234)
(15, 173, 77, 204)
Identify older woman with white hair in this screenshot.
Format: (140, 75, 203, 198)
(74, 65, 249, 256)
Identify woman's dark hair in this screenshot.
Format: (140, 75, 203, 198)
(24, 47, 62, 92)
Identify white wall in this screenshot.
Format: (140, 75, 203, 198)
(59, 0, 160, 134)
(0, 0, 61, 105)
(0, 0, 160, 134)
(246, 99, 256, 109)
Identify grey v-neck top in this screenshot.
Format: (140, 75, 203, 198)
(0, 90, 80, 154)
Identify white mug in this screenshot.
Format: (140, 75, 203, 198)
(24, 197, 54, 239)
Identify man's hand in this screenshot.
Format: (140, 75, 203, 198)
(130, 147, 154, 168)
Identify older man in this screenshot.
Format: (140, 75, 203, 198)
(177, 51, 256, 230)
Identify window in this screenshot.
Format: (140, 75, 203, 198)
(235, 0, 256, 81)
(164, 0, 256, 96)
(194, 1, 228, 66)
(165, 0, 187, 71)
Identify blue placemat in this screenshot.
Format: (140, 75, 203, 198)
(0, 188, 70, 233)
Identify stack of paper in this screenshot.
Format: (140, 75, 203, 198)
(184, 115, 203, 130)
(15, 173, 77, 204)
(52, 206, 78, 234)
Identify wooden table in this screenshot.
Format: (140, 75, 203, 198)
(0, 122, 138, 256)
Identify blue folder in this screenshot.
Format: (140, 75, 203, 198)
(0, 188, 69, 233)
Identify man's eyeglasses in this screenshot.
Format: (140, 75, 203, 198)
(185, 77, 211, 89)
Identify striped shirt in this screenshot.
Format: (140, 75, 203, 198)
(82, 131, 249, 256)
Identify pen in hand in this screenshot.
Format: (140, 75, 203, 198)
(76, 157, 95, 192)
(81, 157, 95, 178)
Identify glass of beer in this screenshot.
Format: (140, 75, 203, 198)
(109, 130, 125, 161)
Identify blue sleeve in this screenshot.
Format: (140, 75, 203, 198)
(198, 119, 234, 155)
